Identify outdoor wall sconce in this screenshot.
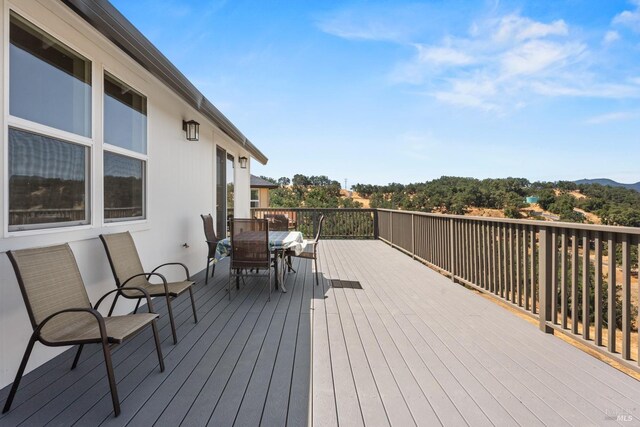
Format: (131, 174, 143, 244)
(182, 120, 200, 141)
(239, 156, 248, 168)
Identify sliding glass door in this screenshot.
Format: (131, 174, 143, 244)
(216, 147, 235, 237)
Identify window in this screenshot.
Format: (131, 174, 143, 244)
(104, 152, 145, 221)
(8, 128, 89, 230)
(7, 13, 92, 232)
(251, 189, 260, 208)
(103, 73, 147, 222)
(9, 12, 91, 137)
(104, 73, 147, 153)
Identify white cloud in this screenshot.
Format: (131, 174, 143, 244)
(613, 1, 640, 32)
(317, 19, 404, 42)
(391, 11, 640, 112)
(493, 15, 568, 43)
(500, 40, 585, 76)
(603, 30, 620, 44)
(315, 4, 431, 42)
(584, 111, 639, 124)
(390, 13, 599, 111)
(322, 5, 640, 113)
(416, 45, 475, 66)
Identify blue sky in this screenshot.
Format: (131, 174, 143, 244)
(112, 0, 640, 186)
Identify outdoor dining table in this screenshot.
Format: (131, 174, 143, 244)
(214, 230, 306, 292)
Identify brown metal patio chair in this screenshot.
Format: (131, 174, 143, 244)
(100, 232, 197, 345)
(266, 214, 295, 271)
(288, 214, 325, 286)
(2, 244, 164, 417)
(229, 218, 273, 300)
(201, 214, 221, 285)
(265, 214, 289, 231)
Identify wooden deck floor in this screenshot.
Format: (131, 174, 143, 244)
(2, 240, 640, 426)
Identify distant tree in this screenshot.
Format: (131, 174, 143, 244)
(556, 180, 578, 192)
(536, 189, 556, 210)
(304, 186, 340, 208)
(504, 205, 522, 219)
(277, 176, 291, 187)
(292, 174, 311, 187)
(340, 197, 363, 208)
(269, 187, 301, 207)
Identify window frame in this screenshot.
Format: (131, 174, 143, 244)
(7, 127, 92, 232)
(101, 67, 149, 225)
(250, 189, 260, 208)
(8, 10, 93, 138)
(4, 7, 96, 236)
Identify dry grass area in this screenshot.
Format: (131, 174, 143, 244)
(346, 191, 370, 208)
(466, 207, 506, 218)
(554, 189, 587, 199)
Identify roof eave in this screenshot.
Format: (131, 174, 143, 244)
(61, 0, 268, 165)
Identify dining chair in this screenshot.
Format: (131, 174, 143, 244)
(100, 232, 197, 345)
(264, 214, 289, 231)
(200, 214, 220, 285)
(228, 218, 273, 300)
(2, 244, 164, 417)
(288, 214, 325, 286)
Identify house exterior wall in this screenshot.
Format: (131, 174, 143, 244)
(0, 0, 254, 388)
(259, 188, 270, 207)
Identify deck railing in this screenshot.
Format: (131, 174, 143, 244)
(250, 208, 377, 239)
(377, 208, 640, 373)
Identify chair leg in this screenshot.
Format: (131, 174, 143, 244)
(150, 320, 165, 372)
(205, 259, 210, 285)
(228, 268, 232, 300)
(2, 334, 36, 414)
(133, 298, 141, 314)
(314, 257, 319, 286)
(71, 344, 84, 370)
(274, 257, 279, 290)
(108, 293, 120, 317)
(268, 268, 272, 302)
(212, 263, 216, 278)
(102, 339, 121, 417)
(166, 295, 178, 345)
(189, 287, 198, 323)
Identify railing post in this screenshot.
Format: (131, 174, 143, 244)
(373, 210, 379, 240)
(411, 213, 416, 259)
(390, 211, 394, 246)
(538, 226, 554, 334)
(449, 218, 455, 281)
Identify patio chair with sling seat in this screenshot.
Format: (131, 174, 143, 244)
(228, 218, 273, 300)
(288, 214, 325, 286)
(99, 231, 197, 345)
(200, 213, 221, 285)
(1, 244, 164, 417)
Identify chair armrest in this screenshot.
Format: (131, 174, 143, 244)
(151, 262, 190, 281)
(94, 287, 155, 313)
(35, 307, 106, 343)
(122, 272, 170, 298)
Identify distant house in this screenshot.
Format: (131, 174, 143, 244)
(0, 0, 267, 388)
(250, 175, 278, 208)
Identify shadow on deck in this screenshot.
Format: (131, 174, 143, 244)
(2, 240, 640, 426)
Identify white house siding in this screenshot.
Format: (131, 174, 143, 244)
(0, 0, 254, 388)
